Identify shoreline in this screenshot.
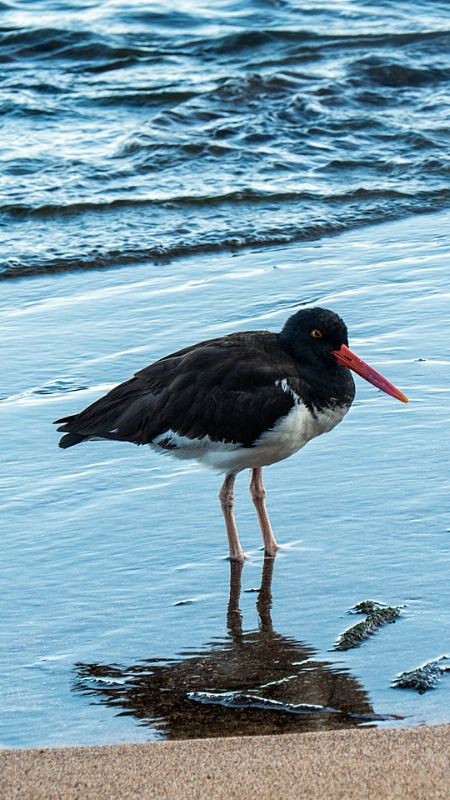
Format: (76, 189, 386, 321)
(2, 724, 449, 799)
(3, 209, 450, 790)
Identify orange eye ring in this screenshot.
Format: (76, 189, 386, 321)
(310, 329, 323, 338)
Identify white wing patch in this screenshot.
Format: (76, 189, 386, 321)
(275, 377, 296, 396)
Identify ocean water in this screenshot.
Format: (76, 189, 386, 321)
(2, 0, 450, 276)
(1, 0, 450, 748)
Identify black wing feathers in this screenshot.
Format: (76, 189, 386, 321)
(56, 332, 307, 449)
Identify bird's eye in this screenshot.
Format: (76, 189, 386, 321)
(310, 329, 323, 338)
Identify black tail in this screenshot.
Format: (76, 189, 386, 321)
(58, 432, 89, 449)
(54, 415, 89, 449)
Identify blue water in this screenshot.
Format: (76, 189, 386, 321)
(2, 0, 450, 276)
(1, 0, 450, 748)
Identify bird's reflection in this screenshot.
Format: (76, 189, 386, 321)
(74, 558, 386, 740)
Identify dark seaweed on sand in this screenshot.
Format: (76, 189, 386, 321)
(333, 600, 402, 651)
(392, 656, 450, 694)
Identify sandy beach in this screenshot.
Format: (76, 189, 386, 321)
(2, 724, 449, 799)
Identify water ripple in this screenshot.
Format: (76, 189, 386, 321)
(2, 1, 450, 277)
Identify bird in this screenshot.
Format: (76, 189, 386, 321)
(55, 307, 408, 563)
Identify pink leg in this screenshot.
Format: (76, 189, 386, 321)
(249, 468, 278, 557)
(219, 473, 245, 563)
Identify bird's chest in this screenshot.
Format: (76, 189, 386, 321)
(253, 399, 349, 467)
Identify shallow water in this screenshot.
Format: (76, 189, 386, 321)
(1, 211, 450, 747)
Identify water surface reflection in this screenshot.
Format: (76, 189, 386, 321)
(74, 559, 393, 739)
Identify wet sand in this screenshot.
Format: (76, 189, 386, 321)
(2, 724, 449, 799)
(2, 213, 450, 791)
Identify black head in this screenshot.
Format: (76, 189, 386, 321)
(279, 307, 349, 366)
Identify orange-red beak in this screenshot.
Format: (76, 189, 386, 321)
(332, 344, 408, 404)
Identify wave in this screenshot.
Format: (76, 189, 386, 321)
(2, 190, 449, 280)
(2, 0, 450, 280)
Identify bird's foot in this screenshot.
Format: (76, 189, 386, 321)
(228, 549, 246, 564)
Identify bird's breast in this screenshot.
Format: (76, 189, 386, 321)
(253, 396, 349, 466)
(150, 393, 349, 475)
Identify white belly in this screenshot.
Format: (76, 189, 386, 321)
(151, 399, 349, 475)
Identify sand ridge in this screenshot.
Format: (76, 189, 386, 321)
(1, 724, 449, 800)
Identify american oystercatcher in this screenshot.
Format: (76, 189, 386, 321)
(55, 307, 407, 562)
